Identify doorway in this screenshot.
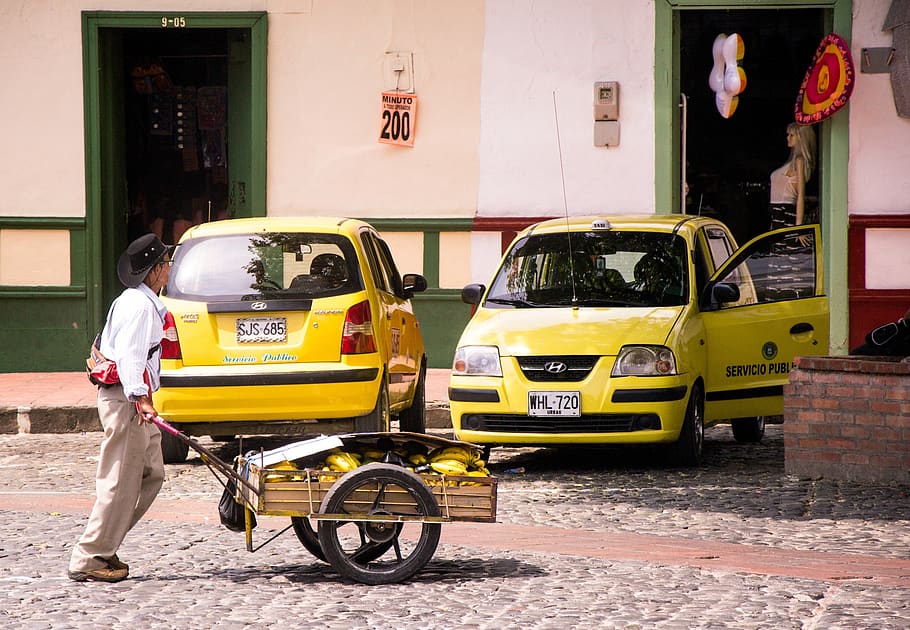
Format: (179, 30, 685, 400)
(123, 29, 233, 246)
(680, 9, 824, 245)
(83, 12, 267, 324)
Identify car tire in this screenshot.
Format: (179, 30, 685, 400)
(731, 416, 765, 443)
(160, 428, 189, 464)
(355, 375, 391, 433)
(397, 363, 426, 434)
(669, 383, 704, 467)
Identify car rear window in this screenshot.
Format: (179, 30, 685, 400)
(486, 230, 689, 308)
(165, 232, 364, 301)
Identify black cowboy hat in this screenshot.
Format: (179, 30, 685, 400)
(117, 233, 174, 288)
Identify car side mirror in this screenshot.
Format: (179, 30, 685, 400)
(402, 273, 427, 299)
(702, 281, 740, 310)
(461, 283, 486, 306)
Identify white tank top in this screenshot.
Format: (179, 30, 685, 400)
(769, 163, 799, 205)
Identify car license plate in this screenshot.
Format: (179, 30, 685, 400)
(236, 317, 287, 343)
(528, 391, 580, 417)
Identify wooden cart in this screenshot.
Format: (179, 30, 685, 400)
(153, 419, 498, 585)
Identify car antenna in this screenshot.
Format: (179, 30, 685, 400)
(553, 91, 578, 307)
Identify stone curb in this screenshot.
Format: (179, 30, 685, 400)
(0, 406, 101, 434)
(1, 403, 452, 434)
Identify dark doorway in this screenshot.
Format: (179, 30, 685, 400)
(680, 9, 824, 244)
(123, 29, 232, 246)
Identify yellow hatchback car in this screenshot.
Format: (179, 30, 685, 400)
(449, 215, 828, 465)
(154, 217, 428, 463)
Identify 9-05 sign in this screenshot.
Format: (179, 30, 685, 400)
(379, 92, 417, 147)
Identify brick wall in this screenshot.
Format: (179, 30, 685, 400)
(785, 355, 910, 483)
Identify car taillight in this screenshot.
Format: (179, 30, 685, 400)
(160, 312, 182, 360)
(342, 300, 376, 354)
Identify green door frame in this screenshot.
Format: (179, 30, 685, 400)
(654, 0, 852, 353)
(81, 11, 268, 327)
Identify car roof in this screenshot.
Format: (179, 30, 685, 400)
(521, 214, 724, 238)
(178, 216, 375, 241)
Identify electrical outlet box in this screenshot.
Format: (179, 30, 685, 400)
(594, 81, 619, 121)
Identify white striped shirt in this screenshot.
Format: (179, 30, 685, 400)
(99, 283, 166, 400)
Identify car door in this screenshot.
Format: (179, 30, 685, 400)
(359, 232, 414, 405)
(373, 236, 422, 404)
(701, 224, 829, 421)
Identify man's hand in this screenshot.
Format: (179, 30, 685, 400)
(135, 395, 158, 424)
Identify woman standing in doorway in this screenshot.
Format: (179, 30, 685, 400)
(769, 122, 816, 229)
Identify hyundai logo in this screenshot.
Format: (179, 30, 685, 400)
(544, 361, 567, 374)
(251, 302, 267, 311)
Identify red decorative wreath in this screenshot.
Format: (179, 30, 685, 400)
(794, 33, 855, 125)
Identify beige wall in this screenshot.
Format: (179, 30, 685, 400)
(0, 1, 86, 217)
(0, 229, 70, 285)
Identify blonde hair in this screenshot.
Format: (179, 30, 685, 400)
(787, 122, 816, 181)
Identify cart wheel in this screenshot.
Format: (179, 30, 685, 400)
(291, 516, 397, 563)
(317, 463, 441, 585)
(290, 517, 326, 561)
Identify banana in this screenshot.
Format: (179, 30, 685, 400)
(429, 459, 468, 476)
(325, 452, 358, 472)
(408, 453, 428, 466)
(361, 449, 386, 460)
(429, 447, 477, 466)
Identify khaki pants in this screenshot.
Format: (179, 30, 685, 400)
(69, 385, 164, 573)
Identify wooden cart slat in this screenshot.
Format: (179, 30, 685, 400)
(238, 461, 498, 523)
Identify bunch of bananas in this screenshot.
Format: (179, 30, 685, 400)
(263, 460, 305, 482)
(310, 443, 492, 486)
(323, 451, 362, 472)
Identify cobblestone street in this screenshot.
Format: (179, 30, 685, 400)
(2, 424, 909, 628)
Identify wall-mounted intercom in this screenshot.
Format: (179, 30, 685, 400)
(594, 81, 620, 147)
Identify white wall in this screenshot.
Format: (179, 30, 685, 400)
(267, 1, 484, 218)
(850, 0, 910, 214)
(477, 0, 655, 217)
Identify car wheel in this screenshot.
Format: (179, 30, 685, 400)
(731, 416, 766, 443)
(669, 383, 704, 467)
(355, 375, 391, 433)
(397, 363, 426, 434)
(160, 428, 189, 464)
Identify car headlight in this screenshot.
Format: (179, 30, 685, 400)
(452, 346, 502, 377)
(612, 345, 677, 376)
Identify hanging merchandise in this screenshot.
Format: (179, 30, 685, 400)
(794, 33, 855, 124)
(197, 86, 227, 130)
(131, 59, 172, 95)
(175, 87, 199, 172)
(149, 92, 174, 136)
(709, 33, 747, 118)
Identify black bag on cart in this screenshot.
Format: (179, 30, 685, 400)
(219, 479, 256, 532)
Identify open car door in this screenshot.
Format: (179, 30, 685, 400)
(700, 224, 829, 421)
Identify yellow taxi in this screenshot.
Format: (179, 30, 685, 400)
(154, 217, 428, 463)
(449, 215, 828, 465)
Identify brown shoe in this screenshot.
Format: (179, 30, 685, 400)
(97, 554, 129, 571)
(67, 566, 128, 583)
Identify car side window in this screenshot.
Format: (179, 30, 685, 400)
(693, 235, 712, 302)
(359, 232, 389, 293)
(705, 227, 734, 269)
(375, 237, 405, 298)
(714, 229, 818, 308)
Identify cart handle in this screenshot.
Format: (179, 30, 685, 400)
(149, 415, 259, 497)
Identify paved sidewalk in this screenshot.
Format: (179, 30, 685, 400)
(0, 369, 453, 433)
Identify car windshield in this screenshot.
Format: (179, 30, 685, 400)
(486, 230, 689, 308)
(164, 232, 363, 301)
